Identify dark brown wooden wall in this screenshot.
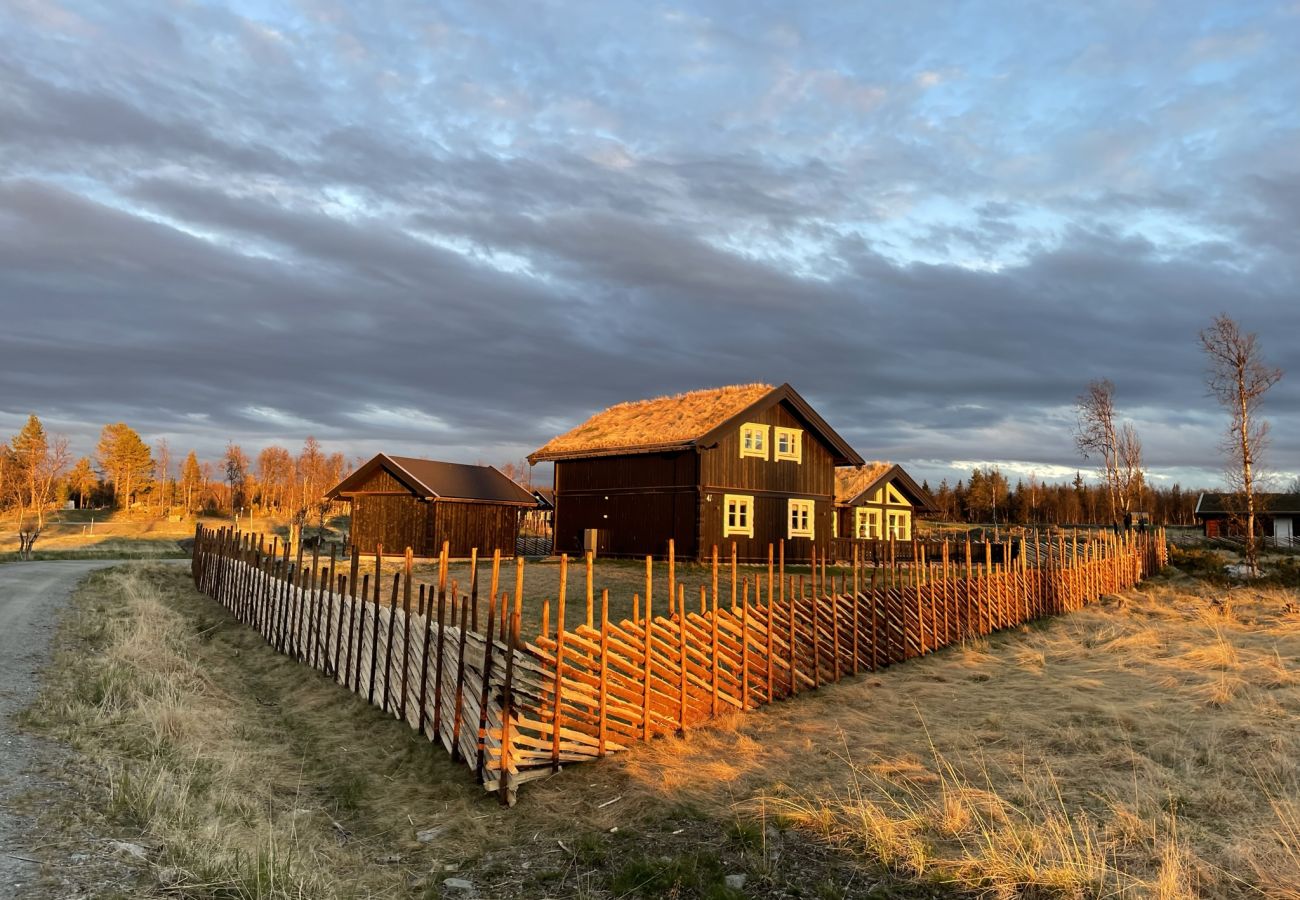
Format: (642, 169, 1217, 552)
(698, 400, 835, 562)
(434, 501, 520, 557)
(553, 452, 698, 559)
(350, 493, 434, 556)
(346, 463, 521, 558)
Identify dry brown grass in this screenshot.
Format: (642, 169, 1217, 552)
(833, 462, 892, 505)
(587, 570, 1300, 897)
(24, 560, 1300, 898)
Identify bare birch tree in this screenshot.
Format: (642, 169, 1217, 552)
(1074, 379, 1121, 526)
(1200, 314, 1283, 573)
(1116, 422, 1145, 519)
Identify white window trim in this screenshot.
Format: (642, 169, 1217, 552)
(886, 483, 911, 506)
(788, 498, 815, 539)
(739, 423, 770, 460)
(723, 493, 755, 538)
(774, 426, 803, 463)
(855, 507, 882, 539)
(887, 510, 909, 540)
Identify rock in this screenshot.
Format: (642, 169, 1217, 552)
(106, 840, 148, 861)
(416, 825, 447, 843)
(443, 877, 474, 891)
(725, 873, 747, 889)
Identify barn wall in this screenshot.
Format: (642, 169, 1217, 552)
(349, 493, 434, 557)
(433, 501, 520, 558)
(553, 452, 698, 559)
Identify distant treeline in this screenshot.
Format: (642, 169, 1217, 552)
(924, 468, 1203, 527)
(0, 414, 354, 529)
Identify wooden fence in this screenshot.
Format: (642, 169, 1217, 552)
(190, 525, 1167, 805)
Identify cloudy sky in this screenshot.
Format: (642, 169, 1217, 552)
(1, 0, 1296, 489)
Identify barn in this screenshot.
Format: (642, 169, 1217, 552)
(1194, 492, 1300, 546)
(326, 454, 536, 558)
(833, 462, 938, 541)
(528, 383, 863, 562)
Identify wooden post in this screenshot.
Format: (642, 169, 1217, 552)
(468, 548, 479, 633)
(399, 547, 414, 721)
(678, 590, 688, 730)
(708, 585, 719, 716)
(731, 542, 738, 612)
(498, 594, 519, 806)
(642, 555, 654, 741)
(597, 588, 609, 757)
(766, 543, 775, 698)
(475, 588, 498, 779)
(382, 572, 400, 713)
(550, 554, 568, 771)
(451, 602, 470, 761)
(431, 542, 449, 738)
(585, 551, 594, 628)
(740, 585, 751, 709)
(368, 546, 382, 705)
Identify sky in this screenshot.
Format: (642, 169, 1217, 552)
(1, 0, 1297, 491)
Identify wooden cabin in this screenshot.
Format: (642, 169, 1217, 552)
(833, 462, 938, 542)
(1195, 492, 1299, 545)
(326, 454, 536, 558)
(528, 383, 864, 562)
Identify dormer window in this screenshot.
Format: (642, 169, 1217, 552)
(739, 423, 769, 460)
(774, 427, 803, 463)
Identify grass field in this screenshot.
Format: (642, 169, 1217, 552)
(16, 555, 1300, 898)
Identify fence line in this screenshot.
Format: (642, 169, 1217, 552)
(191, 525, 1167, 805)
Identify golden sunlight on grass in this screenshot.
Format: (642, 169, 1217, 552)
(595, 570, 1300, 897)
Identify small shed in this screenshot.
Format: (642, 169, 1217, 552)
(326, 454, 536, 558)
(1195, 492, 1300, 545)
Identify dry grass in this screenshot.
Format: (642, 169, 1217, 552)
(24, 559, 1300, 898)
(833, 462, 892, 505)
(531, 382, 773, 458)
(592, 570, 1300, 898)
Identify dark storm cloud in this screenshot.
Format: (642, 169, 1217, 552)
(0, 0, 1297, 488)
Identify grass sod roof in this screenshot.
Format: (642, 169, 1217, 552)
(529, 383, 776, 461)
(834, 461, 892, 505)
(834, 462, 940, 512)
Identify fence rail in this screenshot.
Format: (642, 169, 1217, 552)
(191, 525, 1167, 805)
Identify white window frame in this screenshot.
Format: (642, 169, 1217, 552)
(855, 507, 881, 539)
(739, 423, 769, 460)
(788, 498, 815, 539)
(774, 426, 803, 463)
(887, 510, 909, 540)
(723, 494, 754, 538)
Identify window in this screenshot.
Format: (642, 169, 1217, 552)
(739, 423, 769, 460)
(855, 507, 881, 539)
(788, 498, 815, 539)
(723, 494, 754, 538)
(887, 510, 909, 540)
(774, 427, 803, 462)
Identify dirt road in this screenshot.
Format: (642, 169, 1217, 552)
(0, 561, 161, 898)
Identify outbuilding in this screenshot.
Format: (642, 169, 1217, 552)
(326, 454, 536, 558)
(1194, 492, 1300, 546)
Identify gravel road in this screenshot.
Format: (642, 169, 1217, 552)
(0, 561, 170, 898)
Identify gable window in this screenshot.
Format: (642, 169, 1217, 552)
(855, 507, 881, 539)
(774, 427, 803, 463)
(739, 423, 769, 460)
(723, 494, 754, 538)
(788, 498, 815, 539)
